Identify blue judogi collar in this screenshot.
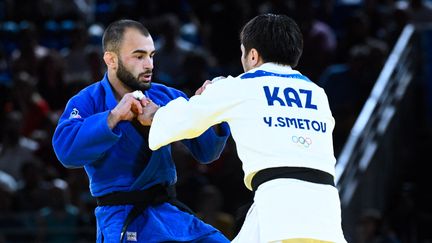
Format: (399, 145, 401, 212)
(101, 74, 117, 110)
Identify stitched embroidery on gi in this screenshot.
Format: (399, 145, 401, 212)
(69, 108, 81, 119)
(126, 231, 137, 241)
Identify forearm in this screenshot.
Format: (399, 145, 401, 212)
(53, 111, 121, 167)
(148, 96, 227, 150)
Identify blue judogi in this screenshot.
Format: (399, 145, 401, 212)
(52, 73, 230, 242)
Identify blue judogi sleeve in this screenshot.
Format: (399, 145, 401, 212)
(53, 105, 121, 168)
(180, 122, 230, 163)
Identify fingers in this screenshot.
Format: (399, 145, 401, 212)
(123, 92, 142, 115)
(140, 98, 151, 107)
(195, 87, 203, 96)
(202, 80, 212, 88)
(195, 80, 213, 95)
(211, 76, 226, 82)
(137, 101, 160, 126)
(132, 99, 143, 114)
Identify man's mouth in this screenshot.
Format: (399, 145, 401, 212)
(140, 73, 152, 82)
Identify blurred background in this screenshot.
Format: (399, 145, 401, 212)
(0, 0, 431, 242)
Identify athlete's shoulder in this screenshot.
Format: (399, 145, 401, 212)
(63, 81, 107, 113)
(73, 81, 104, 100)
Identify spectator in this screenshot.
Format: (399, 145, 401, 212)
(10, 21, 49, 77)
(35, 183, 81, 243)
(294, 0, 338, 82)
(405, 0, 432, 25)
(0, 170, 29, 242)
(36, 51, 67, 111)
(10, 71, 52, 139)
(0, 111, 41, 181)
(318, 44, 386, 155)
(61, 21, 104, 88)
(152, 13, 196, 88)
(335, 10, 388, 64)
(13, 161, 51, 212)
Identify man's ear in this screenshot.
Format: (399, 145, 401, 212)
(103, 52, 117, 70)
(249, 48, 261, 67)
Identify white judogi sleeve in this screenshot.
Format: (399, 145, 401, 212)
(148, 79, 237, 150)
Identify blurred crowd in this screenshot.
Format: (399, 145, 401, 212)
(1, 0, 432, 242)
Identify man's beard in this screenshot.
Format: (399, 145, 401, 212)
(117, 59, 152, 91)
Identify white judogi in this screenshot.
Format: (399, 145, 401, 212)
(148, 63, 347, 243)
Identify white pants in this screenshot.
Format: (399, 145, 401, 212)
(232, 179, 347, 243)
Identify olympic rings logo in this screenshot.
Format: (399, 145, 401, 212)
(291, 136, 312, 148)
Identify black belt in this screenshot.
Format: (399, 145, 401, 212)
(96, 184, 174, 206)
(96, 184, 193, 242)
(251, 166, 335, 191)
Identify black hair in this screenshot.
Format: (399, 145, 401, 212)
(240, 14, 303, 67)
(102, 19, 150, 53)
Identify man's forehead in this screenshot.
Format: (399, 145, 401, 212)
(121, 29, 154, 53)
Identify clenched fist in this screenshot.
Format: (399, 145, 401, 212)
(107, 91, 150, 129)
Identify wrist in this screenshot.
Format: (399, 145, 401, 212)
(107, 109, 120, 129)
(151, 105, 160, 121)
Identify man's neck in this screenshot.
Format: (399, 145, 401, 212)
(107, 72, 130, 101)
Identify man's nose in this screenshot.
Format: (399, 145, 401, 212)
(143, 57, 153, 69)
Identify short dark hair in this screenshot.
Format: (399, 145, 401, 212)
(240, 14, 303, 67)
(102, 19, 150, 53)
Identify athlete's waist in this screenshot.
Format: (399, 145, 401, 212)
(251, 166, 335, 191)
(95, 183, 175, 206)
